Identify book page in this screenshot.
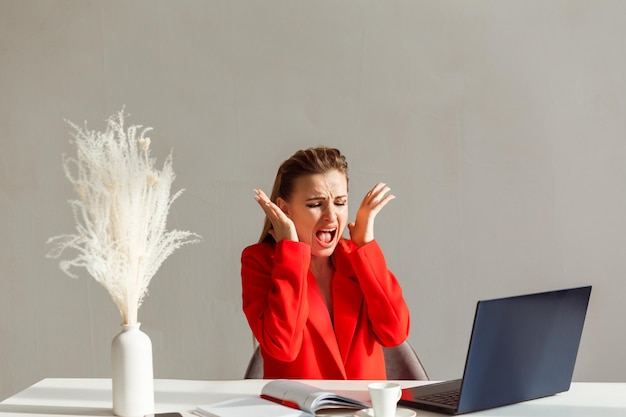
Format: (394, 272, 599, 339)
(262, 380, 326, 412)
(194, 396, 309, 417)
(261, 380, 367, 413)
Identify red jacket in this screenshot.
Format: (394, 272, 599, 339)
(241, 238, 410, 379)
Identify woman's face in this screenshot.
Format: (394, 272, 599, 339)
(278, 169, 348, 258)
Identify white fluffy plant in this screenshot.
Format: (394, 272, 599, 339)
(47, 109, 201, 325)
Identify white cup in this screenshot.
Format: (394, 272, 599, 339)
(368, 382, 402, 417)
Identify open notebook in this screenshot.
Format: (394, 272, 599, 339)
(194, 379, 367, 417)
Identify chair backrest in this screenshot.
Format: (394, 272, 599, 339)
(383, 340, 429, 380)
(243, 344, 264, 379)
(243, 340, 429, 380)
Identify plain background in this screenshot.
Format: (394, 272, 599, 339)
(1, 0, 625, 401)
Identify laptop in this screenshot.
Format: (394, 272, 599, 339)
(399, 286, 592, 415)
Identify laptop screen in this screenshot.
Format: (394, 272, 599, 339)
(399, 286, 592, 415)
(456, 286, 592, 413)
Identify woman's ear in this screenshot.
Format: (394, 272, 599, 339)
(276, 197, 290, 216)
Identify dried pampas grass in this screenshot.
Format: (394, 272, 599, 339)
(47, 109, 201, 324)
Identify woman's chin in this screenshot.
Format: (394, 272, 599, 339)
(311, 242, 338, 258)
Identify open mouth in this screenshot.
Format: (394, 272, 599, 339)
(316, 228, 337, 245)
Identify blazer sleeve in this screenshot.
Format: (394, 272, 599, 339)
(344, 239, 410, 347)
(241, 240, 311, 362)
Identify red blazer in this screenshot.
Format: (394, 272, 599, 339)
(241, 238, 410, 379)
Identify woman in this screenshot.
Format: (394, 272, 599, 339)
(241, 146, 410, 379)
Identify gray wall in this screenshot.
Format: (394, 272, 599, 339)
(1, 0, 625, 401)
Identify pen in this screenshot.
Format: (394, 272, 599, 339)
(260, 394, 300, 410)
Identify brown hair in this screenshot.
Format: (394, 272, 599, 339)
(259, 146, 349, 243)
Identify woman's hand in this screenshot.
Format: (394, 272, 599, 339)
(254, 189, 299, 242)
(348, 182, 395, 247)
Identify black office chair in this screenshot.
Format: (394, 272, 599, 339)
(243, 340, 429, 380)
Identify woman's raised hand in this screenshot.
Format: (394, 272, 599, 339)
(254, 189, 299, 242)
(347, 182, 395, 247)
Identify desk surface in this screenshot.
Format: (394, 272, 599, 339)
(1, 378, 625, 417)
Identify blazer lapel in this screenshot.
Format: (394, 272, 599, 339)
(306, 271, 347, 378)
(332, 240, 364, 364)
(332, 274, 363, 363)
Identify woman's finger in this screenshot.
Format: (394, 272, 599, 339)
(363, 183, 394, 209)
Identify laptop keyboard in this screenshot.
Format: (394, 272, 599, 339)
(419, 389, 460, 406)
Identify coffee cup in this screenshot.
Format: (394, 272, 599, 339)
(368, 382, 402, 417)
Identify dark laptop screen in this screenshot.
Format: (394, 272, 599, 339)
(456, 286, 591, 414)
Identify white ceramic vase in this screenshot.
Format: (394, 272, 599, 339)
(111, 323, 155, 417)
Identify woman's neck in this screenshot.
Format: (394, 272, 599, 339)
(309, 256, 333, 277)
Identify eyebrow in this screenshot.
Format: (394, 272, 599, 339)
(305, 195, 347, 202)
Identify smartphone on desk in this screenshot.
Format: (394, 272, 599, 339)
(145, 413, 182, 417)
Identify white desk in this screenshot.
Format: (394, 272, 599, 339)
(1, 378, 625, 417)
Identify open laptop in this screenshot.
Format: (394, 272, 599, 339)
(399, 286, 592, 415)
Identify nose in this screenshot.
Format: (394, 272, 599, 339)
(322, 204, 336, 221)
